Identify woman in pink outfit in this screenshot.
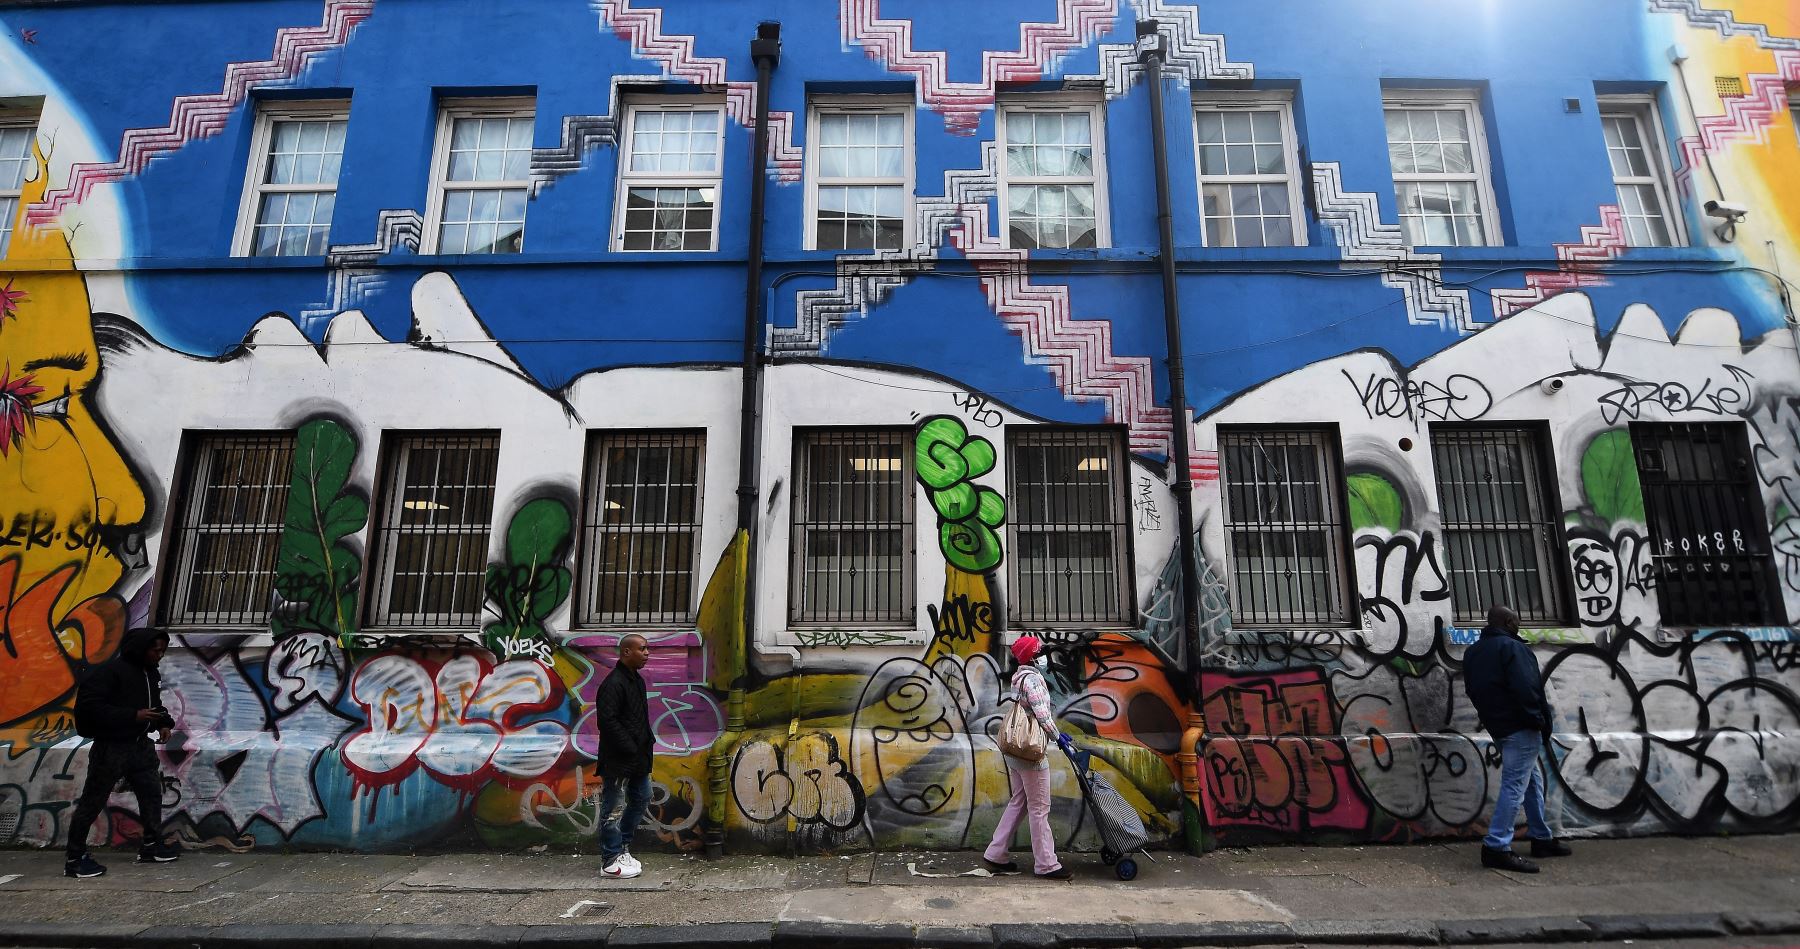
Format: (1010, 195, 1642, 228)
(982, 635, 1072, 879)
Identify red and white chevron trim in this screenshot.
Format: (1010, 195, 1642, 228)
(941, 207, 1171, 458)
(840, 0, 1120, 134)
(1488, 205, 1628, 318)
(597, 0, 803, 180)
(1674, 49, 1800, 188)
(26, 0, 374, 226)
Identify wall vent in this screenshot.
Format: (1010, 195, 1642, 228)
(1714, 75, 1745, 97)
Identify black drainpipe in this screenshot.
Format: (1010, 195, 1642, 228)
(1137, 19, 1209, 855)
(706, 20, 780, 861)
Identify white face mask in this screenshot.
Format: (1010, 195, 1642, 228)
(1033, 655, 1049, 671)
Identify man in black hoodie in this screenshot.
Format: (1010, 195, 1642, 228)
(65, 628, 180, 878)
(1463, 605, 1572, 873)
(594, 633, 653, 880)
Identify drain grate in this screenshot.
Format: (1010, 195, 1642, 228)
(560, 899, 613, 919)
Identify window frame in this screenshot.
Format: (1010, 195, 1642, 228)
(787, 427, 916, 628)
(575, 429, 708, 628)
(421, 97, 535, 256)
(1004, 426, 1136, 628)
(1427, 423, 1573, 626)
(1191, 91, 1307, 248)
(364, 430, 502, 631)
(612, 98, 727, 253)
(157, 431, 298, 629)
(1381, 89, 1503, 248)
(229, 100, 350, 258)
(996, 96, 1111, 250)
(1596, 95, 1686, 248)
(0, 108, 40, 259)
(803, 96, 915, 252)
(1216, 424, 1358, 629)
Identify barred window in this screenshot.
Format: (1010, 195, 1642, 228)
(367, 433, 500, 628)
(790, 430, 913, 625)
(1632, 422, 1786, 626)
(161, 434, 296, 627)
(579, 431, 705, 626)
(1007, 428, 1133, 625)
(1430, 425, 1569, 624)
(1218, 427, 1355, 627)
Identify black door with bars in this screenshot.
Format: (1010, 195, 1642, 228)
(1631, 421, 1784, 626)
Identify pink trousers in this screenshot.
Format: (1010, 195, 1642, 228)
(983, 764, 1061, 874)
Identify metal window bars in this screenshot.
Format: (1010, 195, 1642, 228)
(162, 433, 296, 627)
(366, 433, 500, 629)
(789, 429, 913, 626)
(1218, 427, 1355, 627)
(1631, 422, 1785, 626)
(578, 431, 705, 627)
(1430, 426, 1570, 625)
(1006, 428, 1134, 626)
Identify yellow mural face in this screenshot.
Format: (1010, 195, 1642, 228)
(0, 147, 140, 726)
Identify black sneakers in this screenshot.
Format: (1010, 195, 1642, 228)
(64, 853, 106, 879)
(137, 841, 181, 864)
(981, 858, 1021, 874)
(1530, 837, 1573, 858)
(1481, 846, 1540, 873)
(1034, 865, 1073, 880)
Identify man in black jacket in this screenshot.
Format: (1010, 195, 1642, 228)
(595, 633, 653, 880)
(65, 628, 180, 878)
(1463, 605, 1572, 873)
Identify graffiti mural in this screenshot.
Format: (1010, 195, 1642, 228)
(0, 0, 1797, 859)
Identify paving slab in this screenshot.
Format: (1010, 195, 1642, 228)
(210, 854, 418, 893)
(782, 885, 1288, 928)
(386, 853, 683, 893)
(0, 852, 249, 893)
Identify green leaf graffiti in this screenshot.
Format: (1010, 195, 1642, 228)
(1581, 430, 1645, 524)
(915, 416, 1006, 573)
(483, 497, 575, 660)
(1346, 472, 1403, 533)
(272, 418, 368, 641)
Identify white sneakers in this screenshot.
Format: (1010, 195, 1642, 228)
(602, 851, 643, 879)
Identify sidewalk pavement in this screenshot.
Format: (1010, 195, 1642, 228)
(1, 835, 1797, 948)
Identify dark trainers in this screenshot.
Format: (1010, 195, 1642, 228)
(1530, 837, 1572, 858)
(1480, 846, 1539, 873)
(64, 853, 106, 879)
(1035, 865, 1073, 880)
(137, 841, 180, 864)
(981, 858, 1021, 874)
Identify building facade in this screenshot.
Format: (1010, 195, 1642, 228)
(2, 0, 1798, 855)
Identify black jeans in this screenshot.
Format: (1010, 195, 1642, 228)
(64, 736, 162, 859)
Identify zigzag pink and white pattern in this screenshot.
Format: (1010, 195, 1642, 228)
(945, 208, 1173, 457)
(26, 0, 374, 226)
(1673, 49, 1800, 189)
(840, 0, 1121, 133)
(595, 0, 803, 181)
(1488, 205, 1629, 318)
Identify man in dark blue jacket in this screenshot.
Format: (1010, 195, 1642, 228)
(65, 628, 181, 878)
(1464, 605, 1572, 873)
(594, 633, 653, 880)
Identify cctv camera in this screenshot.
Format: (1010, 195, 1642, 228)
(1539, 377, 1565, 395)
(1705, 200, 1748, 220)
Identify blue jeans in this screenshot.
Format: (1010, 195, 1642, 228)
(1484, 729, 1554, 850)
(599, 773, 651, 864)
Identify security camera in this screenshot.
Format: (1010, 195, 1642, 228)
(1704, 200, 1748, 242)
(1705, 200, 1748, 220)
(1539, 377, 1565, 395)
